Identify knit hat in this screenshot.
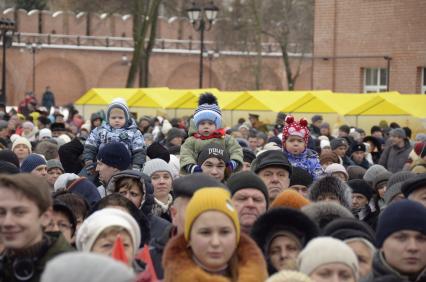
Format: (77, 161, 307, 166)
(39, 128, 52, 140)
(413, 141, 426, 156)
(266, 270, 312, 282)
(66, 177, 101, 207)
(142, 158, 173, 178)
(0, 161, 19, 174)
(389, 128, 406, 139)
(197, 143, 230, 165)
(320, 139, 331, 150)
(76, 208, 141, 254)
(311, 115, 323, 123)
(347, 179, 374, 201)
(243, 147, 256, 163)
(324, 163, 348, 180)
(251, 208, 319, 255)
(0, 149, 20, 168)
(251, 150, 292, 175)
(387, 171, 415, 189)
(376, 200, 426, 247)
(47, 159, 64, 172)
(297, 237, 359, 278)
(346, 165, 367, 180)
(290, 167, 313, 187)
(302, 202, 354, 229)
(271, 189, 310, 209)
(58, 138, 84, 174)
(193, 93, 222, 128)
(146, 142, 170, 163)
(320, 122, 330, 129)
(41, 253, 135, 282)
(309, 176, 352, 209)
(227, 171, 269, 208)
(330, 138, 348, 150)
(363, 164, 388, 185)
(322, 218, 376, 246)
(185, 188, 239, 243)
(372, 170, 392, 190)
(319, 151, 339, 166)
(350, 143, 366, 154)
(12, 136, 32, 153)
(20, 154, 47, 173)
(172, 174, 225, 199)
(107, 98, 130, 125)
(166, 128, 186, 144)
(401, 173, 426, 197)
(97, 142, 131, 171)
(282, 115, 310, 145)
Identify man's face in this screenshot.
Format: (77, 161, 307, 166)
(32, 164, 48, 177)
(201, 157, 226, 181)
(351, 151, 365, 163)
(231, 189, 267, 232)
(290, 185, 309, 198)
(47, 168, 63, 187)
(333, 145, 347, 158)
(242, 161, 252, 171)
(96, 161, 119, 185)
(382, 230, 426, 275)
(389, 135, 404, 147)
(257, 167, 290, 202)
(408, 187, 426, 207)
(352, 193, 369, 209)
(372, 131, 383, 138)
(0, 188, 50, 249)
(170, 197, 190, 235)
(248, 137, 258, 151)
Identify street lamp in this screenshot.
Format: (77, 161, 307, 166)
(26, 42, 42, 95)
(186, 1, 219, 88)
(0, 18, 16, 105)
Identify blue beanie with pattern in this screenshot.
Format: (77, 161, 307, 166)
(20, 154, 47, 173)
(193, 93, 222, 129)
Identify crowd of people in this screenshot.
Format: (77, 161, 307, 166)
(0, 92, 425, 282)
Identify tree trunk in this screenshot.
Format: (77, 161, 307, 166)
(280, 43, 295, 90)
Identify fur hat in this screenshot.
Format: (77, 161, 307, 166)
(20, 154, 47, 173)
(322, 218, 376, 246)
(251, 208, 319, 255)
(193, 93, 222, 128)
(227, 171, 269, 208)
(319, 151, 339, 166)
(350, 143, 366, 154)
(290, 167, 313, 187)
(146, 142, 170, 163)
(376, 200, 426, 247)
(282, 115, 310, 145)
(297, 237, 359, 278)
(302, 202, 354, 229)
(97, 142, 131, 171)
(271, 189, 310, 210)
(401, 173, 426, 198)
(172, 174, 225, 199)
(347, 179, 374, 201)
(107, 98, 130, 125)
(143, 158, 173, 178)
(346, 165, 366, 180)
(309, 176, 352, 209)
(76, 208, 141, 254)
(389, 128, 406, 139)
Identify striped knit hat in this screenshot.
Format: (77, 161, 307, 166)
(193, 93, 222, 129)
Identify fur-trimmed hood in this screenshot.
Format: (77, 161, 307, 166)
(162, 233, 268, 282)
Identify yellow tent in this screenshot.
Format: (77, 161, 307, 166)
(75, 88, 140, 105)
(345, 94, 411, 116)
(128, 88, 173, 108)
(380, 94, 426, 119)
(227, 91, 274, 111)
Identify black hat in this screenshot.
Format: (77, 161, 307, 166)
(322, 218, 376, 246)
(251, 150, 292, 175)
(370, 125, 382, 134)
(172, 174, 225, 199)
(58, 138, 84, 174)
(290, 167, 313, 187)
(363, 136, 382, 151)
(53, 199, 77, 236)
(251, 207, 319, 255)
(330, 138, 349, 150)
(146, 142, 170, 163)
(311, 115, 323, 123)
(227, 171, 269, 208)
(347, 179, 374, 201)
(0, 161, 19, 174)
(350, 143, 366, 154)
(97, 142, 131, 171)
(401, 174, 426, 198)
(50, 122, 66, 132)
(301, 202, 354, 229)
(0, 149, 20, 168)
(242, 148, 256, 163)
(197, 143, 230, 165)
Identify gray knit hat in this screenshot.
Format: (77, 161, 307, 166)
(372, 171, 392, 190)
(47, 159, 64, 172)
(330, 138, 349, 150)
(363, 164, 387, 185)
(389, 128, 406, 139)
(143, 158, 173, 178)
(309, 176, 353, 209)
(384, 171, 415, 205)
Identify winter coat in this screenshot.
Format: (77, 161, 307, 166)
(411, 158, 426, 174)
(163, 233, 268, 282)
(179, 120, 243, 173)
(284, 148, 323, 180)
(148, 224, 175, 280)
(353, 204, 379, 231)
(83, 119, 146, 169)
(363, 251, 426, 282)
(351, 157, 371, 170)
(0, 232, 73, 282)
(41, 90, 55, 109)
(379, 140, 412, 173)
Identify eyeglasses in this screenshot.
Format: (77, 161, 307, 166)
(46, 221, 72, 231)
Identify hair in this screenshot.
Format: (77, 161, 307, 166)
(54, 191, 90, 222)
(339, 125, 350, 134)
(95, 226, 131, 242)
(115, 177, 144, 196)
(0, 174, 52, 214)
(35, 141, 59, 160)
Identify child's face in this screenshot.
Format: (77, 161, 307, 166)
(109, 108, 126, 128)
(198, 120, 216, 136)
(285, 135, 305, 154)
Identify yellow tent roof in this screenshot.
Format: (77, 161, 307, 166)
(75, 88, 140, 105)
(380, 94, 426, 118)
(128, 88, 176, 108)
(226, 91, 274, 111)
(345, 94, 410, 116)
(167, 88, 222, 109)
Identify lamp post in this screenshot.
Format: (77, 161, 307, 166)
(186, 1, 219, 89)
(26, 42, 42, 95)
(0, 18, 16, 105)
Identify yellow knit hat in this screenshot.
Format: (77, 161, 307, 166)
(184, 187, 240, 244)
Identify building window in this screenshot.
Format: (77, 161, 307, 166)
(364, 68, 388, 93)
(422, 67, 426, 94)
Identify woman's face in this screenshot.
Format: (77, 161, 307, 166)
(91, 229, 134, 267)
(118, 184, 144, 208)
(151, 171, 172, 199)
(346, 240, 373, 279)
(310, 263, 356, 282)
(189, 211, 237, 272)
(13, 144, 30, 160)
(268, 235, 301, 271)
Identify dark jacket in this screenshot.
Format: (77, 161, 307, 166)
(351, 157, 371, 170)
(149, 224, 175, 280)
(353, 204, 379, 231)
(0, 232, 73, 282)
(363, 251, 426, 282)
(379, 140, 412, 173)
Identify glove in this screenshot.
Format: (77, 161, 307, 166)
(84, 162, 97, 175)
(226, 160, 238, 172)
(186, 164, 202, 174)
(132, 165, 141, 171)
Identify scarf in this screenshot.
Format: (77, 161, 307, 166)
(193, 129, 225, 140)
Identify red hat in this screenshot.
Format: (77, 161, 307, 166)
(282, 115, 310, 145)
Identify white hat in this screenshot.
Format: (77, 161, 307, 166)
(142, 158, 173, 178)
(12, 136, 32, 153)
(76, 208, 141, 255)
(39, 128, 52, 140)
(320, 139, 331, 149)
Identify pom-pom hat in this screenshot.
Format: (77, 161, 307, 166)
(282, 115, 310, 145)
(193, 93, 222, 129)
